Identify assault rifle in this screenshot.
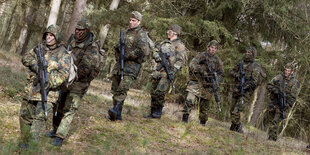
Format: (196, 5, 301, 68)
(157, 45, 175, 88)
(204, 60, 221, 112)
(36, 43, 48, 117)
(120, 29, 125, 80)
(277, 81, 287, 119)
(239, 63, 246, 105)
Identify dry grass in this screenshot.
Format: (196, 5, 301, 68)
(0, 50, 309, 154)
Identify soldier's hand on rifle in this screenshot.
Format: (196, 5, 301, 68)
(153, 52, 161, 62)
(29, 64, 39, 74)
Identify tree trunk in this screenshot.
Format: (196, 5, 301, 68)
(250, 84, 267, 126)
(109, 0, 120, 10)
(15, 0, 40, 55)
(47, 0, 61, 27)
(98, 0, 120, 48)
(0, 0, 18, 48)
(60, 0, 70, 30)
(0, 0, 7, 18)
(247, 86, 259, 123)
(65, 0, 87, 41)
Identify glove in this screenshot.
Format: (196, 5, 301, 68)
(29, 64, 39, 74)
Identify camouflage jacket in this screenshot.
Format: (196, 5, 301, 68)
(189, 51, 224, 85)
(22, 43, 71, 102)
(231, 59, 262, 92)
(152, 38, 186, 78)
(267, 74, 299, 107)
(67, 32, 103, 94)
(186, 52, 224, 99)
(171, 38, 187, 72)
(112, 26, 149, 78)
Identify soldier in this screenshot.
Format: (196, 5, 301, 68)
(266, 62, 299, 141)
(230, 46, 265, 133)
(182, 40, 224, 126)
(46, 18, 104, 146)
(144, 24, 187, 119)
(106, 11, 150, 121)
(19, 24, 71, 148)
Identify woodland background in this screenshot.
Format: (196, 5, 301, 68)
(0, 0, 310, 150)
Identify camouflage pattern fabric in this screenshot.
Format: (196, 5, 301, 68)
(230, 59, 263, 126)
(187, 51, 224, 99)
(20, 26, 71, 141)
(110, 26, 149, 106)
(150, 40, 175, 108)
(266, 74, 299, 140)
(183, 83, 211, 123)
(183, 51, 224, 122)
(112, 26, 150, 78)
(171, 38, 187, 73)
(52, 32, 103, 139)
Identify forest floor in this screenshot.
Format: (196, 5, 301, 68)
(0, 50, 309, 154)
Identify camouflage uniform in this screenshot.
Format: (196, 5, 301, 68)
(20, 24, 71, 143)
(52, 19, 103, 141)
(266, 64, 299, 141)
(108, 11, 150, 121)
(230, 47, 264, 132)
(182, 40, 224, 125)
(147, 30, 187, 118)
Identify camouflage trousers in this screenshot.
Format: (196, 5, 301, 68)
(266, 102, 287, 140)
(182, 91, 211, 123)
(230, 89, 254, 125)
(111, 74, 135, 105)
(150, 76, 170, 108)
(53, 90, 83, 139)
(19, 99, 53, 142)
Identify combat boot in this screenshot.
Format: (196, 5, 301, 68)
(200, 120, 206, 126)
(19, 143, 29, 149)
(230, 123, 237, 131)
(144, 106, 155, 119)
(151, 106, 163, 119)
(46, 130, 56, 138)
(107, 102, 123, 121)
(268, 136, 277, 141)
(236, 123, 244, 133)
(182, 114, 189, 123)
(51, 136, 63, 146)
(230, 123, 243, 133)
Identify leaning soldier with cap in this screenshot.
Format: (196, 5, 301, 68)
(266, 62, 299, 141)
(19, 24, 71, 148)
(107, 11, 151, 121)
(46, 18, 104, 146)
(181, 40, 224, 126)
(144, 24, 187, 119)
(229, 46, 265, 133)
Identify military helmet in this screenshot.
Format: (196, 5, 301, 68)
(130, 11, 142, 21)
(76, 18, 90, 30)
(207, 40, 219, 47)
(285, 62, 297, 71)
(169, 24, 182, 35)
(43, 24, 62, 43)
(246, 46, 257, 57)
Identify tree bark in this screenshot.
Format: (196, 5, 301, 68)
(250, 84, 267, 126)
(98, 0, 120, 48)
(15, 0, 40, 55)
(60, 0, 70, 30)
(0, 0, 7, 18)
(0, 0, 18, 48)
(65, 0, 87, 41)
(47, 0, 61, 27)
